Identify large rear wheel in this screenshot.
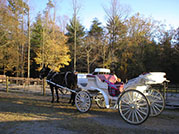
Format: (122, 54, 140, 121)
(118, 89, 150, 125)
(145, 89, 165, 117)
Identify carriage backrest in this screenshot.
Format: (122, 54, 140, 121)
(83, 74, 108, 89)
(97, 74, 117, 83)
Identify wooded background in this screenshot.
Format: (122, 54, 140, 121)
(0, 0, 179, 83)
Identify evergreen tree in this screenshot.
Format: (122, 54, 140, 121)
(66, 17, 85, 71)
(84, 18, 105, 72)
(88, 18, 103, 39)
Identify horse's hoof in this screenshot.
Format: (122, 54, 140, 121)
(72, 102, 75, 106)
(56, 101, 60, 103)
(51, 101, 54, 103)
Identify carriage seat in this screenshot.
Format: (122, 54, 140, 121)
(97, 74, 124, 96)
(85, 74, 108, 89)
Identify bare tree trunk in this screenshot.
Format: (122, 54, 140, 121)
(87, 52, 90, 73)
(21, 0, 25, 77)
(72, 0, 81, 72)
(72, 0, 77, 72)
(27, 6, 31, 78)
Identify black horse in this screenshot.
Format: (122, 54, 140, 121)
(39, 65, 77, 105)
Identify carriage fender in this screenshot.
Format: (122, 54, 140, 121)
(90, 87, 110, 108)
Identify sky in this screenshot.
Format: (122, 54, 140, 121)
(29, 0, 179, 30)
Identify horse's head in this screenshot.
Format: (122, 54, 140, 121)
(39, 64, 51, 79)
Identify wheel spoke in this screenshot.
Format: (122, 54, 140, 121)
(154, 103, 163, 108)
(139, 107, 148, 111)
(137, 102, 148, 106)
(121, 104, 130, 108)
(153, 100, 163, 103)
(153, 104, 161, 111)
(136, 108, 147, 116)
(134, 110, 139, 122)
(122, 108, 131, 116)
(136, 109, 144, 121)
(132, 111, 135, 122)
(127, 110, 132, 120)
(121, 107, 130, 111)
(127, 92, 132, 102)
(152, 105, 158, 114)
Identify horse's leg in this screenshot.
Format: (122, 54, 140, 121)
(68, 91, 72, 104)
(69, 92, 76, 106)
(55, 86, 59, 103)
(50, 84, 54, 103)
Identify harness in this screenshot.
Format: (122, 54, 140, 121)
(47, 70, 58, 81)
(47, 70, 71, 87)
(64, 71, 71, 86)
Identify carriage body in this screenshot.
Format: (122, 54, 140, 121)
(76, 68, 169, 124)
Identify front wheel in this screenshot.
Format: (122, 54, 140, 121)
(95, 92, 106, 109)
(118, 89, 150, 125)
(75, 91, 92, 113)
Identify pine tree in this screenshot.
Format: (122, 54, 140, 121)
(66, 16, 85, 71)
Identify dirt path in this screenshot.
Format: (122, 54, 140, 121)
(0, 91, 179, 134)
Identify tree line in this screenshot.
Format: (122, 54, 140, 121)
(0, 0, 179, 83)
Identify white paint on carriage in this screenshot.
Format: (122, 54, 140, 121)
(77, 73, 110, 108)
(77, 70, 169, 110)
(77, 73, 88, 87)
(144, 72, 169, 84)
(124, 72, 169, 92)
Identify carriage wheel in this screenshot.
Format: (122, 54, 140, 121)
(75, 91, 92, 113)
(145, 89, 165, 117)
(95, 92, 106, 109)
(118, 89, 150, 125)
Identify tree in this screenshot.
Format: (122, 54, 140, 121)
(70, 0, 81, 71)
(66, 16, 85, 71)
(88, 18, 104, 39)
(104, 0, 128, 70)
(158, 30, 176, 81)
(33, 0, 71, 72)
(118, 13, 156, 79)
(85, 18, 105, 72)
(34, 24, 71, 71)
(0, 0, 28, 76)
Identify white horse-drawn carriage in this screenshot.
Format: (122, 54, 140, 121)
(75, 68, 169, 125)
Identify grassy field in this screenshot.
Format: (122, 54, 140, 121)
(0, 91, 179, 134)
(0, 91, 121, 134)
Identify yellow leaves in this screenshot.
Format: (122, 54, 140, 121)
(35, 31, 71, 72)
(127, 13, 154, 47)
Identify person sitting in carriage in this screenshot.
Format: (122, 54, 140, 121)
(96, 70, 124, 96)
(105, 72, 124, 97)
